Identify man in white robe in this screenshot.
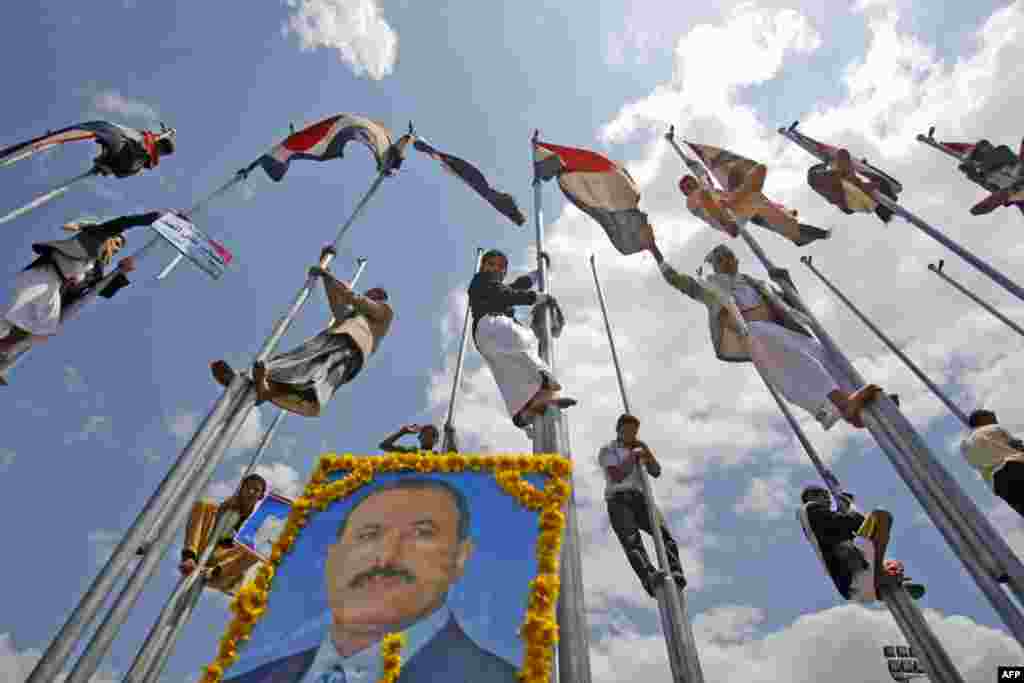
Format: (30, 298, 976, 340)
(649, 240, 882, 430)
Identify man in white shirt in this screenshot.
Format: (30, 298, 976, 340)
(224, 477, 518, 683)
(961, 409, 1024, 519)
(598, 414, 686, 598)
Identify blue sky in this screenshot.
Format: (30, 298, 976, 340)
(2, 1, 1024, 682)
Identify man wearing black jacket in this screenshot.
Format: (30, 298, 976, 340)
(0, 211, 162, 363)
(798, 486, 923, 601)
(468, 249, 575, 431)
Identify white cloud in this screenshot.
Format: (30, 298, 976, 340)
(166, 406, 265, 457)
(590, 603, 1021, 683)
(734, 470, 792, 519)
(282, 0, 399, 80)
(0, 631, 118, 682)
(89, 89, 160, 126)
(63, 415, 117, 449)
(0, 449, 15, 472)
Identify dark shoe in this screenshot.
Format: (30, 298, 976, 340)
(551, 397, 577, 410)
(211, 360, 235, 388)
(971, 189, 1010, 216)
(905, 582, 926, 600)
(671, 571, 687, 590)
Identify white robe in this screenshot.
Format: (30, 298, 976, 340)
(475, 314, 555, 419)
(747, 320, 843, 429)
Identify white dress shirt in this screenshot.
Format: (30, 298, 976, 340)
(598, 440, 647, 499)
(302, 605, 451, 683)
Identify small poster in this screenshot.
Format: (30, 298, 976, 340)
(150, 212, 233, 280)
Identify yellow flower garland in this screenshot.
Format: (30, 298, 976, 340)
(200, 452, 571, 683)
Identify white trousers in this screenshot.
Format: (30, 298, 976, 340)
(3, 265, 64, 337)
(747, 320, 844, 429)
(475, 315, 555, 419)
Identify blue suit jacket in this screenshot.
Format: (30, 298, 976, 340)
(224, 616, 519, 683)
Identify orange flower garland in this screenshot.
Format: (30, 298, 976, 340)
(199, 452, 571, 683)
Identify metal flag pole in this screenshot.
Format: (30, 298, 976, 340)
(141, 575, 205, 683)
(156, 171, 252, 281)
(30, 140, 405, 682)
(590, 254, 704, 683)
(879, 582, 966, 683)
(442, 248, 483, 453)
(732, 224, 1024, 645)
(532, 130, 592, 683)
(928, 260, 1024, 340)
(126, 255, 369, 682)
(800, 256, 970, 426)
(778, 124, 1024, 305)
(0, 168, 98, 225)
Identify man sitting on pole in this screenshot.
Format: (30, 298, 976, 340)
(379, 423, 443, 453)
(649, 239, 882, 430)
(599, 414, 686, 598)
(806, 148, 896, 224)
(468, 249, 575, 432)
(798, 485, 924, 601)
(180, 473, 267, 595)
(0, 211, 162, 366)
(961, 409, 1024, 520)
(211, 248, 393, 417)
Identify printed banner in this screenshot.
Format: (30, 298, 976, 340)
(149, 212, 232, 280)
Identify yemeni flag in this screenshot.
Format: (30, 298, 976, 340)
(414, 139, 525, 225)
(533, 140, 652, 255)
(243, 114, 399, 181)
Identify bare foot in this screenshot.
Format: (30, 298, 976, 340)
(252, 362, 272, 403)
(841, 384, 883, 428)
(210, 360, 235, 388)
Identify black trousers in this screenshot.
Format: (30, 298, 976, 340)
(607, 490, 683, 587)
(994, 461, 1024, 520)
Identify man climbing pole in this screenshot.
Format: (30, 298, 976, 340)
(467, 249, 575, 433)
(961, 408, 1024, 519)
(599, 414, 686, 598)
(0, 211, 163, 381)
(378, 423, 446, 453)
(180, 473, 267, 595)
(210, 247, 393, 417)
(798, 485, 924, 602)
(92, 126, 176, 178)
(648, 238, 882, 430)
(806, 148, 897, 224)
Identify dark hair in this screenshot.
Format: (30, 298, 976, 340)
(481, 249, 508, 271)
(801, 485, 829, 504)
(336, 477, 471, 542)
(241, 473, 267, 496)
(616, 414, 640, 431)
(968, 409, 996, 427)
(156, 137, 175, 156)
(365, 287, 389, 302)
(420, 425, 439, 438)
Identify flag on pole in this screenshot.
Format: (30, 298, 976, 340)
(243, 114, 397, 181)
(532, 140, 652, 255)
(414, 139, 525, 225)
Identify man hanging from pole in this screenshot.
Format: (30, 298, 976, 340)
(961, 409, 1024, 520)
(210, 247, 393, 417)
(468, 248, 575, 433)
(0, 211, 163, 377)
(806, 148, 898, 224)
(179, 474, 267, 595)
(648, 238, 883, 430)
(798, 485, 925, 601)
(379, 423, 448, 453)
(599, 414, 686, 598)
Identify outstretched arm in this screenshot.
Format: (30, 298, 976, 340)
(380, 425, 417, 451)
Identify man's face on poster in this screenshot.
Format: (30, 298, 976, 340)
(325, 486, 473, 635)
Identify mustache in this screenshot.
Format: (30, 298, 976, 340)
(349, 565, 416, 589)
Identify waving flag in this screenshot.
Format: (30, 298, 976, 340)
(533, 140, 652, 255)
(414, 139, 525, 225)
(243, 114, 397, 181)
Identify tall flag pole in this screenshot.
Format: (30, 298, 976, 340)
(928, 260, 1024, 340)
(801, 256, 970, 426)
(29, 126, 409, 683)
(731, 220, 1024, 646)
(442, 248, 483, 453)
(532, 129, 593, 683)
(779, 123, 1024, 304)
(0, 169, 99, 225)
(590, 254, 705, 683)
